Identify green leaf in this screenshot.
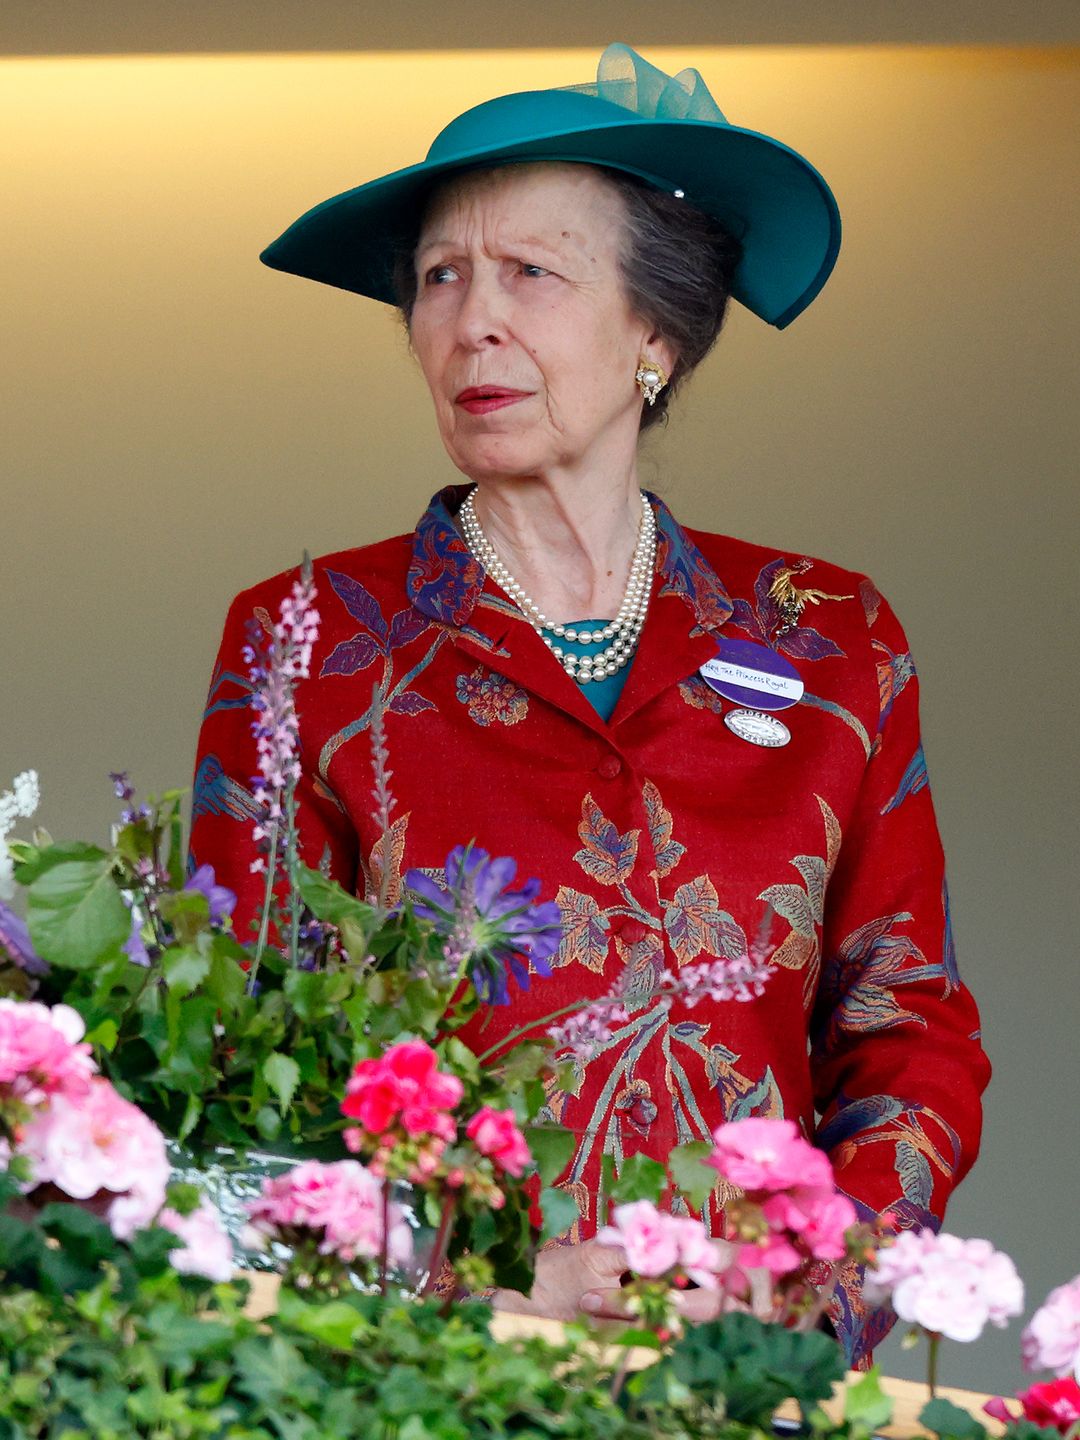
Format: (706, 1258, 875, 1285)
(920, 1397, 989, 1440)
(526, 1125, 576, 1186)
(264, 1052, 300, 1113)
(162, 942, 211, 995)
(610, 1152, 667, 1205)
(844, 1366, 894, 1432)
(83, 1018, 118, 1051)
(276, 1287, 368, 1350)
(668, 1141, 717, 1211)
(12, 840, 105, 887)
(26, 856, 131, 967)
(296, 866, 375, 932)
(539, 1186, 580, 1243)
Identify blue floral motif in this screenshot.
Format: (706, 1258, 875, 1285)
(651, 493, 733, 633)
(881, 744, 928, 814)
(406, 489, 485, 627)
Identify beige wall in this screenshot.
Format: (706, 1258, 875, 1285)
(3, 47, 1078, 1390)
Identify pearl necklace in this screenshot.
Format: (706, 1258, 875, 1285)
(458, 488, 656, 685)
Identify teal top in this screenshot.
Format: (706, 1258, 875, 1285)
(555, 619, 629, 723)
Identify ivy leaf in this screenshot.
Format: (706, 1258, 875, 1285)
(920, 1398, 989, 1440)
(610, 1153, 666, 1205)
(26, 856, 131, 968)
(162, 942, 211, 996)
(844, 1366, 894, 1432)
(264, 1052, 300, 1114)
(526, 1126, 576, 1187)
(277, 1287, 369, 1350)
(668, 1141, 717, 1211)
(539, 1186, 580, 1243)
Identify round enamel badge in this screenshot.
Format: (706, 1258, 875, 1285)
(723, 708, 792, 748)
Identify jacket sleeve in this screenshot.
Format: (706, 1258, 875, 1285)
(188, 578, 360, 946)
(809, 586, 991, 1363)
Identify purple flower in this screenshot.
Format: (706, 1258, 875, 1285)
(109, 771, 135, 803)
(184, 863, 237, 928)
(122, 907, 151, 968)
(405, 845, 561, 1006)
(0, 899, 49, 975)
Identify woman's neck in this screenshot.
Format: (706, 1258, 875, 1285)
(466, 469, 647, 625)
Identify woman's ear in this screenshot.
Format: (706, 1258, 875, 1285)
(644, 329, 678, 383)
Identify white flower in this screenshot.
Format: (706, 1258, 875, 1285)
(0, 769, 39, 901)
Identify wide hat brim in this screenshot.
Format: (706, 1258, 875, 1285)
(260, 85, 841, 330)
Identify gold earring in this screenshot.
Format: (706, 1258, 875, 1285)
(635, 356, 668, 406)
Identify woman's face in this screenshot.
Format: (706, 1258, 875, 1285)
(408, 162, 671, 485)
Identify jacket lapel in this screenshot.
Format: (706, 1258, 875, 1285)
(405, 486, 732, 735)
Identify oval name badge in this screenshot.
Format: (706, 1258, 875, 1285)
(723, 708, 792, 748)
(699, 636, 804, 712)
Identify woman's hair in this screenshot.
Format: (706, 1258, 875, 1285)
(392, 164, 743, 432)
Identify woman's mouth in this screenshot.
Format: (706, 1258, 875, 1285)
(454, 387, 531, 414)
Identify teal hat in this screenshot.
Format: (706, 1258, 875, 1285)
(260, 44, 841, 329)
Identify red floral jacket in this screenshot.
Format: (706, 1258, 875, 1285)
(190, 485, 990, 1361)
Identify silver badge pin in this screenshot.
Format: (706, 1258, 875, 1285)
(724, 708, 791, 748)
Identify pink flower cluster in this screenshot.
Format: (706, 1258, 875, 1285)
(862, 1228, 1024, 1342)
(246, 1159, 412, 1268)
(597, 1201, 725, 1289)
(676, 954, 772, 1008)
(342, 1040, 464, 1147)
(548, 1001, 630, 1063)
(708, 1117, 857, 1275)
(18, 1076, 171, 1240)
(1023, 1275, 1080, 1380)
(160, 1197, 235, 1282)
(0, 999, 95, 1111)
(465, 1107, 531, 1178)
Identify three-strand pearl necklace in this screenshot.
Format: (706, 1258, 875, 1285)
(458, 488, 657, 685)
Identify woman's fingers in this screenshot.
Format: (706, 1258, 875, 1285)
(671, 1285, 726, 1323)
(579, 1285, 635, 1320)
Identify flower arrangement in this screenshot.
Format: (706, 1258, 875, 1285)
(0, 568, 1069, 1437)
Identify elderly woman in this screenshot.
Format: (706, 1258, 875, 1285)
(190, 45, 989, 1361)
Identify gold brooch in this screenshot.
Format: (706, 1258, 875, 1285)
(768, 560, 853, 635)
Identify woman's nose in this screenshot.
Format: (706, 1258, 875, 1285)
(454, 272, 507, 349)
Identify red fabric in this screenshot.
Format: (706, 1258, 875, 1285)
(190, 486, 990, 1360)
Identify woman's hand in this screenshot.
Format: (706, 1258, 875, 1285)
(490, 1237, 775, 1325)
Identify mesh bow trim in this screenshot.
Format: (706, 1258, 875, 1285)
(561, 42, 728, 125)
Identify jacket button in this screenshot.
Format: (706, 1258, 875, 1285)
(596, 754, 622, 779)
(618, 919, 648, 944)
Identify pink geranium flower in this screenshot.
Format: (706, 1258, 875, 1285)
(342, 1040, 463, 1144)
(246, 1159, 412, 1267)
(160, 1198, 234, 1282)
(709, 1117, 833, 1194)
(0, 999, 95, 1109)
(597, 1201, 725, 1289)
(18, 1076, 170, 1240)
(864, 1229, 1024, 1343)
(465, 1106, 531, 1177)
(1023, 1276, 1080, 1379)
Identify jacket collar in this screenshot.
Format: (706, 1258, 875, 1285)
(406, 484, 733, 635)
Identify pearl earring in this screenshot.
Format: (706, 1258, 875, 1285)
(635, 356, 668, 406)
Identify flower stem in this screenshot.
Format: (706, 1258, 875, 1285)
(249, 817, 281, 990)
(927, 1331, 940, 1399)
(476, 992, 634, 1065)
(421, 1192, 458, 1298)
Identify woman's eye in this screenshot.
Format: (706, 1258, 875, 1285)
(424, 265, 457, 285)
(520, 263, 549, 278)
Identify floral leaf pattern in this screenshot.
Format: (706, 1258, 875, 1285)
(387, 607, 431, 651)
(643, 779, 685, 879)
(365, 813, 410, 907)
(663, 875, 743, 964)
(573, 796, 639, 887)
(873, 639, 916, 728)
(326, 570, 388, 643)
(881, 745, 928, 814)
(321, 633, 380, 679)
(554, 887, 610, 974)
(455, 668, 528, 728)
(388, 691, 436, 716)
(758, 795, 840, 1003)
(677, 676, 725, 715)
